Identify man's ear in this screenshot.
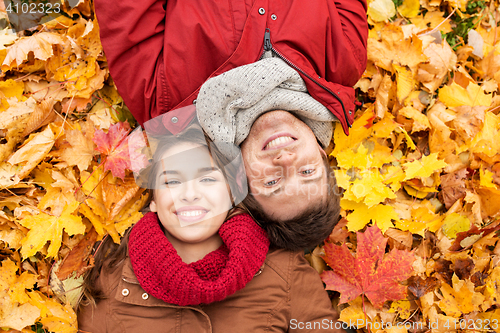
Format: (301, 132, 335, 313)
(150, 200, 157, 212)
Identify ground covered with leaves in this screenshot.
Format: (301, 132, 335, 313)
(0, 0, 499, 332)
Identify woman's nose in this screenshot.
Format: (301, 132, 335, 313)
(180, 180, 200, 202)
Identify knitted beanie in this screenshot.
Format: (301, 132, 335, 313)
(196, 57, 337, 159)
(128, 212, 270, 306)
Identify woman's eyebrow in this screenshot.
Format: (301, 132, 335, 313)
(160, 170, 178, 175)
(198, 166, 220, 173)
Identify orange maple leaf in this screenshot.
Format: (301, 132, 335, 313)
(320, 225, 414, 308)
(93, 122, 148, 180)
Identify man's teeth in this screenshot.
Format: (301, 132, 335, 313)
(266, 136, 294, 149)
(177, 210, 206, 217)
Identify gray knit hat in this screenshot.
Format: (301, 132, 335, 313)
(196, 57, 337, 158)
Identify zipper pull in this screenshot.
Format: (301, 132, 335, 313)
(264, 28, 272, 51)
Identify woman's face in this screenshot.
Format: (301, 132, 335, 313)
(150, 142, 232, 245)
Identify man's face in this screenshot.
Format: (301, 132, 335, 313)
(241, 110, 328, 220)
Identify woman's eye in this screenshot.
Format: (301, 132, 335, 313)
(200, 177, 216, 183)
(301, 169, 315, 175)
(165, 180, 181, 186)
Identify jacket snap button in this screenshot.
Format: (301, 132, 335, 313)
(349, 110, 353, 115)
(142, 293, 149, 300)
(271, 14, 277, 20)
(171, 116, 178, 123)
(121, 289, 130, 296)
(193, 99, 197, 104)
(258, 8, 265, 15)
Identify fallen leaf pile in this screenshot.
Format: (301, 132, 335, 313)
(0, 2, 148, 332)
(0, 0, 498, 331)
(313, 0, 500, 331)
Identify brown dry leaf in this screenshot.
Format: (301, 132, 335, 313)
(60, 129, 95, 172)
(7, 126, 56, 180)
(22, 99, 57, 137)
(2, 33, 64, 70)
(367, 24, 428, 74)
(417, 40, 457, 93)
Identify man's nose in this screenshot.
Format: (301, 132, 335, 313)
(273, 151, 296, 166)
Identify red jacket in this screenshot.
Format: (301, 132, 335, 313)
(94, 0, 368, 135)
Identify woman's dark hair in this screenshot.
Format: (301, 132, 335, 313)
(78, 122, 248, 308)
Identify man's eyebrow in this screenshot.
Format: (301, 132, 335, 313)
(262, 186, 284, 198)
(301, 175, 323, 184)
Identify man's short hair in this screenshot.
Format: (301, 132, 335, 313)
(243, 154, 341, 251)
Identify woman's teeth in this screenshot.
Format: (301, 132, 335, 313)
(177, 210, 206, 217)
(265, 136, 294, 149)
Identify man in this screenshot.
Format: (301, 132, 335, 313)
(196, 57, 342, 250)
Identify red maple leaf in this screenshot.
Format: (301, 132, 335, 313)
(93, 122, 148, 180)
(320, 225, 414, 308)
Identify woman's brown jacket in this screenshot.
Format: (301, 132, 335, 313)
(77, 249, 345, 333)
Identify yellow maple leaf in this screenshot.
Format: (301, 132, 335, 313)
(480, 168, 497, 188)
(0, 259, 41, 330)
(370, 141, 397, 168)
(28, 291, 77, 333)
(336, 143, 371, 169)
(332, 107, 374, 156)
(372, 113, 399, 138)
(0, 259, 37, 304)
(403, 153, 447, 180)
(439, 81, 492, 108)
(381, 165, 406, 191)
(411, 11, 452, 34)
(343, 170, 397, 207)
(341, 200, 399, 232)
(19, 201, 85, 259)
(395, 206, 443, 236)
(438, 274, 484, 317)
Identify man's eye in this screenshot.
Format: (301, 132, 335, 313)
(265, 179, 278, 186)
(301, 169, 315, 175)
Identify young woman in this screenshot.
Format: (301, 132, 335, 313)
(77, 111, 344, 332)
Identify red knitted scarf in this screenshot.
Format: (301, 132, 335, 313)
(128, 212, 269, 306)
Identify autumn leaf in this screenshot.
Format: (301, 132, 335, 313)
(402, 153, 447, 180)
(93, 121, 147, 180)
(2, 32, 64, 70)
(341, 199, 399, 232)
(61, 128, 95, 172)
(19, 201, 85, 259)
(320, 225, 414, 308)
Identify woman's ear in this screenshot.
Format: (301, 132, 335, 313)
(150, 200, 157, 212)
